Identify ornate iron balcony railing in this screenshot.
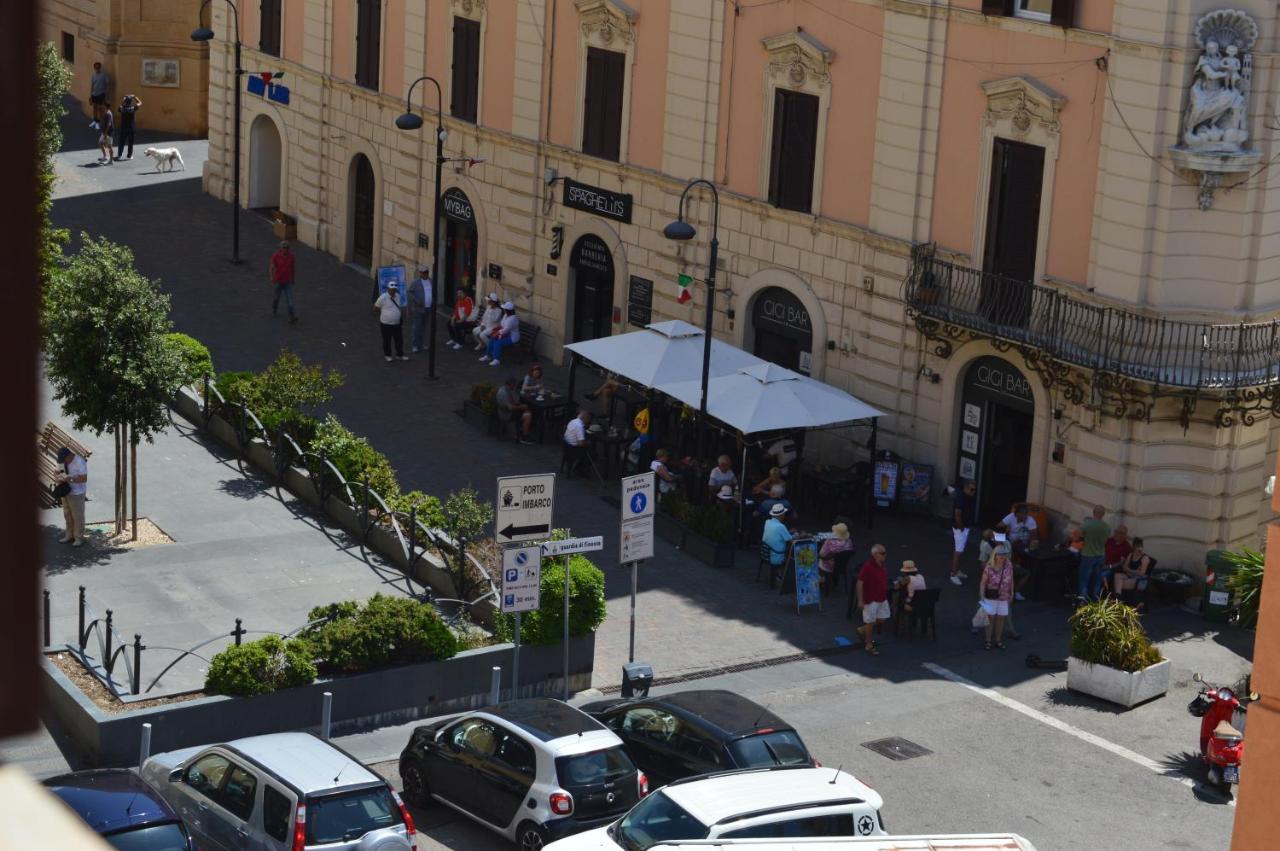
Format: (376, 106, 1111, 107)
(905, 244, 1280, 393)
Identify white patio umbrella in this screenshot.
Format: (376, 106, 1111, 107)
(658, 361, 884, 435)
(563, 319, 765, 388)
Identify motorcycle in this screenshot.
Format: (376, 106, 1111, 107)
(1187, 672, 1253, 789)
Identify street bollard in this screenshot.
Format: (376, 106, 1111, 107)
(132, 635, 145, 694)
(320, 691, 333, 740)
(139, 723, 152, 769)
(490, 666, 502, 705)
(78, 586, 86, 651)
(104, 609, 114, 665)
(43, 589, 50, 648)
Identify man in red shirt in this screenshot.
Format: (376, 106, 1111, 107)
(855, 544, 890, 654)
(446, 288, 476, 350)
(269, 240, 297, 322)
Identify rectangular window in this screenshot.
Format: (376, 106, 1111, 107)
(767, 88, 819, 214)
(581, 47, 625, 161)
(260, 0, 282, 57)
(61, 32, 74, 63)
(355, 0, 382, 90)
(451, 17, 481, 123)
(982, 0, 1074, 26)
(262, 786, 292, 842)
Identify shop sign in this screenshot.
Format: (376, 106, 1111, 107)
(441, 187, 475, 225)
(570, 234, 613, 276)
(563, 178, 633, 224)
(964, 356, 1033, 407)
(752, 287, 812, 342)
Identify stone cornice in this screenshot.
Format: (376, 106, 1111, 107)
(450, 0, 486, 18)
(574, 0, 637, 46)
(762, 28, 834, 88)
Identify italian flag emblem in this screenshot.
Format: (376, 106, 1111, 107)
(677, 273, 693, 304)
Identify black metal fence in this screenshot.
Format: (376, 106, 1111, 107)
(905, 244, 1280, 391)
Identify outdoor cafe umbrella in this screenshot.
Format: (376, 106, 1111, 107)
(563, 319, 765, 389)
(658, 361, 884, 435)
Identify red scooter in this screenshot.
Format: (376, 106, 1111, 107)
(1187, 672, 1252, 789)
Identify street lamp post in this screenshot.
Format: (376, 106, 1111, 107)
(662, 179, 720, 465)
(395, 77, 445, 380)
(192, 0, 242, 264)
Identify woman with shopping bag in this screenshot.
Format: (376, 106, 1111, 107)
(979, 544, 1015, 650)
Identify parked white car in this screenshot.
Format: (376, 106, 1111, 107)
(642, 834, 1038, 850)
(545, 766, 885, 850)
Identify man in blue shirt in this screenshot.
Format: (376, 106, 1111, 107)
(950, 480, 977, 586)
(762, 502, 793, 587)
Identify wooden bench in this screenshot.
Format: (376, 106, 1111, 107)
(36, 452, 62, 509)
(39, 422, 92, 461)
(37, 422, 92, 509)
(511, 321, 541, 363)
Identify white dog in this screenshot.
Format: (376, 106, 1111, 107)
(144, 147, 185, 172)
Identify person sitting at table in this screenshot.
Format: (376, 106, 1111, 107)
(752, 466, 786, 499)
(707, 455, 738, 496)
(818, 522, 854, 591)
(563, 409, 591, 477)
(651, 448, 679, 494)
(757, 483, 792, 519)
(894, 560, 926, 612)
(583, 374, 620, 416)
(496, 377, 534, 445)
(1111, 536, 1153, 599)
(521, 363, 545, 398)
(1001, 505, 1038, 557)
(762, 502, 793, 581)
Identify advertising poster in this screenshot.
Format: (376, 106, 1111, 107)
(792, 538, 821, 610)
(376, 264, 407, 307)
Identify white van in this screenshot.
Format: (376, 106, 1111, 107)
(643, 835, 1038, 850)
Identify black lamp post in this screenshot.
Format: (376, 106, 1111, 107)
(192, 0, 242, 264)
(662, 179, 720, 464)
(395, 77, 445, 380)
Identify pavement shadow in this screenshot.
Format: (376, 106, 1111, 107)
(1040, 685, 1130, 715)
(1158, 750, 1235, 806)
(217, 476, 271, 500)
(41, 524, 128, 575)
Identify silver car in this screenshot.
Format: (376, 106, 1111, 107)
(141, 732, 414, 850)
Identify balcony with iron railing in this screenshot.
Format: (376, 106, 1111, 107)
(904, 244, 1280, 394)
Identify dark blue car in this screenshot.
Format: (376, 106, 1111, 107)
(44, 769, 194, 850)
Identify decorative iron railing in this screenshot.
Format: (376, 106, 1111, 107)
(905, 244, 1280, 393)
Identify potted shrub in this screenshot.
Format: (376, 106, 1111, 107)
(656, 491, 689, 549)
(463, 383, 500, 433)
(1066, 598, 1170, 708)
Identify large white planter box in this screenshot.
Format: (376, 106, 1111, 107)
(1067, 657, 1171, 708)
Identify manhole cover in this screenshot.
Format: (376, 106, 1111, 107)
(861, 737, 933, 761)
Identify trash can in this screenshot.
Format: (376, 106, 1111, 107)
(1201, 550, 1238, 622)
(621, 662, 653, 698)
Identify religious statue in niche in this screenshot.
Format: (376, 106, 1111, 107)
(1169, 9, 1261, 209)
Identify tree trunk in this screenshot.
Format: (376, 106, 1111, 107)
(113, 425, 123, 535)
(130, 433, 138, 542)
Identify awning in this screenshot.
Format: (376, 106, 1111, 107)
(658, 362, 884, 435)
(563, 320, 764, 388)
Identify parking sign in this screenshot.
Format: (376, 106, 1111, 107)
(501, 544, 542, 613)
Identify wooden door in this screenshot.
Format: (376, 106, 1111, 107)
(981, 139, 1044, 329)
(352, 155, 375, 268)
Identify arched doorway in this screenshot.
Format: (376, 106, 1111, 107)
(440, 187, 478, 307)
(750, 286, 813, 374)
(247, 115, 282, 210)
(569, 234, 615, 342)
(956, 356, 1035, 523)
(349, 154, 376, 269)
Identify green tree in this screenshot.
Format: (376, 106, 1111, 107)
(440, 488, 492, 599)
(43, 236, 182, 537)
(37, 42, 72, 288)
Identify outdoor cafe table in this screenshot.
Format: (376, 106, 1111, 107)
(525, 391, 570, 443)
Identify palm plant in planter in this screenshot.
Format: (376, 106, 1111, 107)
(1066, 598, 1170, 708)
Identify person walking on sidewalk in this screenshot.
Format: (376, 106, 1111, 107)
(269, 241, 298, 322)
(409, 266, 433, 353)
(56, 447, 88, 548)
(980, 545, 1015, 649)
(97, 106, 114, 164)
(1078, 505, 1111, 601)
(950, 480, 977, 585)
(375, 282, 408, 362)
(856, 544, 891, 654)
(116, 94, 141, 160)
(89, 62, 109, 127)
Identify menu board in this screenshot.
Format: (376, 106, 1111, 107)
(899, 463, 934, 508)
(628, 275, 653, 328)
(873, 457, 899, 508)
(793, 538, 821, 610)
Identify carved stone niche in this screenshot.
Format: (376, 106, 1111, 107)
(762, 28, 834, 89)
(575, 0, 636, 47)
(980, 75, 1064, 139)
(450, 0, 486, 17)
(1169, 8, 1262, 210)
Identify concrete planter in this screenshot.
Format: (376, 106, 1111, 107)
(655, 511, 686, 550)
(1067, 657, 1171, 708)
(460, 400, 500, 435)
(44, 631, 596, 768)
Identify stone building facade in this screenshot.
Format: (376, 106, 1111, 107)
(40, 0, 209, 135)
(201, 0, 1280, 572)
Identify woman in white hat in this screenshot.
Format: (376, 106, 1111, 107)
(480, 301, 521, 366)
(472, 292, 503, 351)
(894, 560, 926, 612)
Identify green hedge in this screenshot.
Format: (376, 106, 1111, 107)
(309, 414, 399, 500)
(495, 555, 607, 646)
(165, 333, 214, 388)
(204, 635, 316, 696)
(303, 594, 458, 675)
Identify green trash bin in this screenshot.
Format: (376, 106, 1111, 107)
(1201, 550, 1238, 622)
